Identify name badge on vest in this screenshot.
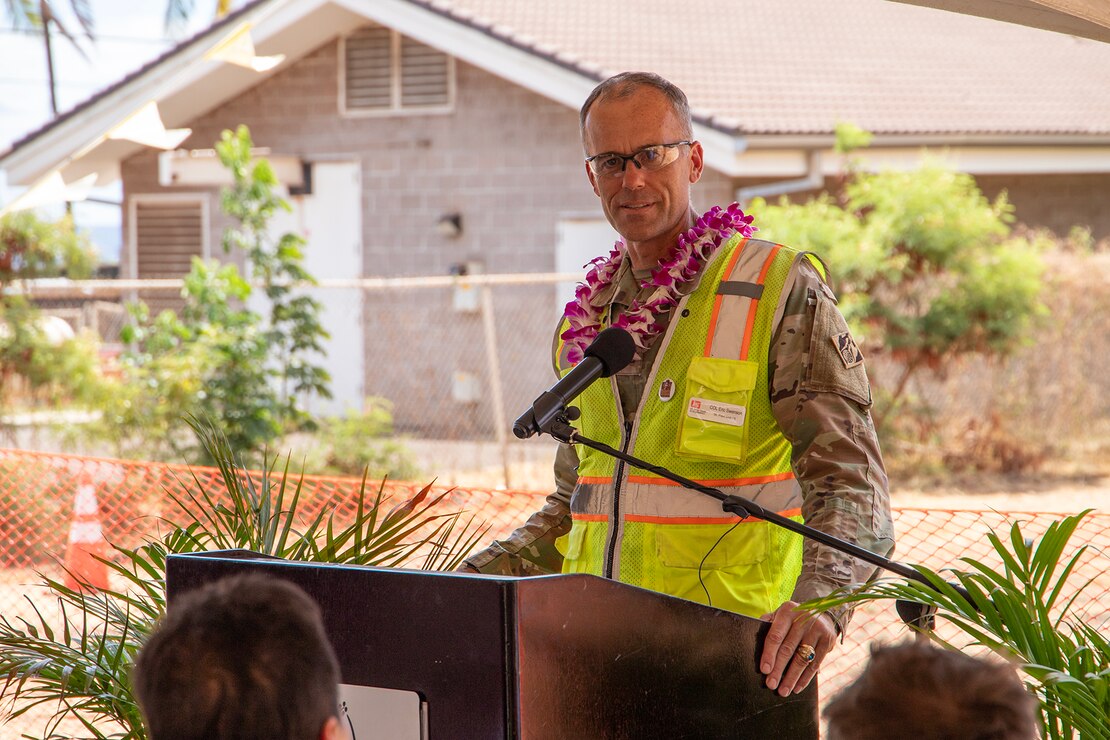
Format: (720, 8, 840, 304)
(687, 397, 747, 427)
(658, 378, 675, 402)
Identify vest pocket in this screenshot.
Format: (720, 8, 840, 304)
(676, 357, 758, 463)
(557, 520, 603, 576)
(655, 523, 775, 617)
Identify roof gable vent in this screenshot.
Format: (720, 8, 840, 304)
(342, 26, 453, 114)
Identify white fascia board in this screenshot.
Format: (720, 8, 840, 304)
(867, 146, 1110, 175)
(737, 146, 1110, 177)
(696, 125, 748, 177)
(0, 0, 323, 186)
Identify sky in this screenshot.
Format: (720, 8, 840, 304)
(0, 1, 234, 262)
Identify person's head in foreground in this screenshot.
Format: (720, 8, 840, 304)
(824, 640, 1039, 740)
(133, 573, 348, 740)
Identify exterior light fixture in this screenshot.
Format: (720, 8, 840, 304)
(436, 212, 463, 237)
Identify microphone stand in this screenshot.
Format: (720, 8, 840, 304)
(542, 415, 966, 629)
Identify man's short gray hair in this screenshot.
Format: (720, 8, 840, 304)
(579, 72, 693, 140)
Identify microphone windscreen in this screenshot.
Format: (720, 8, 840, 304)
(583, 327, 636, 377)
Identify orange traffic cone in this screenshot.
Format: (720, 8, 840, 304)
(63, 473, 109, 592)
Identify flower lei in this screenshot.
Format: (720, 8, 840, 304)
(561, 203, 757, 364)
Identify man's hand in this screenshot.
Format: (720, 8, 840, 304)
(758, 600, 836, 696)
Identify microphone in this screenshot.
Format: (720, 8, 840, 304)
(513, 327, 636, 439)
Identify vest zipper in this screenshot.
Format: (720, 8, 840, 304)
(603, 419, 633, 579)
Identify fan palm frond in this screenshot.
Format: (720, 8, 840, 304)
(804, 511, 1109, 739)
(0, 418, 486, 737)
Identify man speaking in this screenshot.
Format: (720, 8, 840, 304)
(463, 71, 894, 697)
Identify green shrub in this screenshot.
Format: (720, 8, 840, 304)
(753, 133, 1049, 438)
(299, 400, 421, 480)
(0, 211, 104, 413)
(91, 259, 282, 463)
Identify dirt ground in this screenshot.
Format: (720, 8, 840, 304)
(893, 475, 1110, 513)
(409, 437, 1110, 516)
(2, 442, 1107, 738)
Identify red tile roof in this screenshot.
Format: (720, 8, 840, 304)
(424, 0, 1110, 136)
(4, 0, 1108, 167)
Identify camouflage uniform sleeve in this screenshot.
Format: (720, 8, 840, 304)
(768, 258, 896, 635)
(460, 320, 577, 575)
(459, 442, 576, 575)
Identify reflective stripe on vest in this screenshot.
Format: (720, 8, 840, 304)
(554, 236, 814, 618)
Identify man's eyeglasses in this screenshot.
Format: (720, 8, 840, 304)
(585, 141, 693, 178)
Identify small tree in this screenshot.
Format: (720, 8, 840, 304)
(217, 125, 331, 426)
(106, 259, 282, 462)
(752, 126, 1048, 431)
(94, 125, 333, 461)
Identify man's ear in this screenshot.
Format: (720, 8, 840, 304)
(320, 715, 350, 740)
(585, 162, 602, 198)
(688, 141, 705, 185)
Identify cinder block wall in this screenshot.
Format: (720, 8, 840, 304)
(120, 37, 732, 437)
(976, 173, 1110, 244)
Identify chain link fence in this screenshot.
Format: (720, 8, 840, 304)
(4, 274, 583, 486)
(1, 447, 1108, 737)
(7, 257, 1110, 486)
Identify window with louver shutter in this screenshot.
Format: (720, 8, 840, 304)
(129, 195, 210, 313)
(344, 27, 393, 111)
(341, 25, 453, 114)
(133, 199, 207, 279)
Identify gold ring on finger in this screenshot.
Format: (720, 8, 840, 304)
(795, 643, 817, 663)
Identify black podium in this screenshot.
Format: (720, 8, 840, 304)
(166, 551, 818, 739)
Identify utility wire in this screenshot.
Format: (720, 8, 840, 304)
(0, 26, 179, 44)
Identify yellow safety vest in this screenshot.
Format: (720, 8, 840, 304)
(555, 235, 819, 618)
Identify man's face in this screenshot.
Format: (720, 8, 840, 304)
(582, 87, 704, 254)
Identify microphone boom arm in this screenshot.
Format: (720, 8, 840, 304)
(545, 418, 971, 615)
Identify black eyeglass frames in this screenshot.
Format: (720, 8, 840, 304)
(585, 141, 693, 177)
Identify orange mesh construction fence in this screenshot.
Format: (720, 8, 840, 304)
(2, 447, 1109, 732)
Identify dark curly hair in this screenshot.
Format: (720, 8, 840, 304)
(133, 573, 341, 740)
(825, 641, 1038, 740)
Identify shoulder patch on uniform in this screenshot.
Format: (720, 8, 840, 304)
(832, 331, 863, 369)
(805, 294, 872, 407)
